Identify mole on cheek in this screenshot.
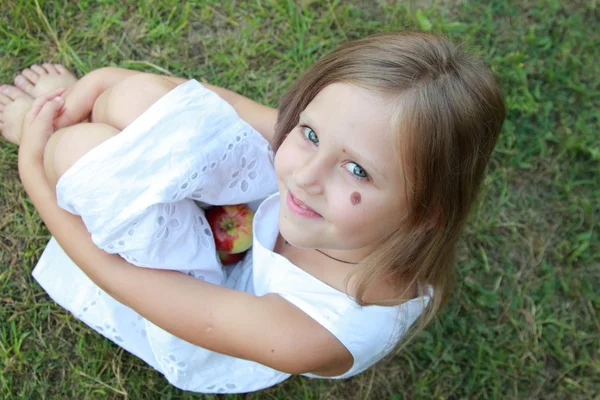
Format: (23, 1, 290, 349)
(350, 191, 361, 205)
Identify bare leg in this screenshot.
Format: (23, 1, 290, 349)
(44, 123, 119, 188)
(0, 85, 33, 144)
(2, 64, 78, 145)
(14, 64, 176, 131)
(14, 63, 77, 98)
(44, 74, 177, 185)
(91, 73, 177, 130)
(4, 67, 178, 189)
(0, 82, 118, 189)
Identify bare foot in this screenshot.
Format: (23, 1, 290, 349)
(14, 63, 77, 98)
(0, 85, 34, 145)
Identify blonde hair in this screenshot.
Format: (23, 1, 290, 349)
(273, 31, 505, 338)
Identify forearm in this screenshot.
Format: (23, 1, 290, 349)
(56, 68, 135, 127)
(18, 154, 260, 358)
(60, 66, 277, 143)
(17, 73, 345, 376)
(161, 75, 240, 107)
(103, 67, 278, 144)
(18, 152, 217, 327)
(89, 67, 262, 113)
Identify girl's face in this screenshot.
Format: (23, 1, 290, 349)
(274, 83, 409, 259)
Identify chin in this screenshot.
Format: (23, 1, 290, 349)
(278, 223, 299, 247)
(278, 220, 315, 250)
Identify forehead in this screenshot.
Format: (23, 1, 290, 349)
(303, 83, 403, 180)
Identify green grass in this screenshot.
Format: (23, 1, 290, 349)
(1, 0, 598, 398)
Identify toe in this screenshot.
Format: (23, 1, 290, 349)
(21, 68, 40, 84)
(55, 64, 77, 80)
(43, 63, 58, 74)
(55, 64, 71, 75)
(1, 85, 28, 101)
(31, 64, 47, 76)
(14, 74, 36, 96)
(0, 91, 11, 105)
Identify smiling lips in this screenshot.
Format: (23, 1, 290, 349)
(287, 191, 322, 218)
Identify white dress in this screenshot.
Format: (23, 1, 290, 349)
(32, 80, 430, 394)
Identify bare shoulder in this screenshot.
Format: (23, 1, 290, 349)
(237, 293, 353, 376)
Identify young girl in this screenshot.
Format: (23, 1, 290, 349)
(4, 31, 505, 393)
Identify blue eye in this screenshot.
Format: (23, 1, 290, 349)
(302, 126, 319, 145)
(299, 124, 369, 182)
(345, 162, 368, 179)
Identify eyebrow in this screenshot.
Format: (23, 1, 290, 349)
(299, 111, 386, 180)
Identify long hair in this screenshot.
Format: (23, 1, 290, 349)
(273, 31, 505, 339)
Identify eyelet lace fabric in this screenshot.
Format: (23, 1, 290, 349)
(32, 80, 430, 394)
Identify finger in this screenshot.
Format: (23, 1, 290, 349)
(30, 64, 47, 76)
(48, 87, 67, 97)
(28, 96, 59, 120)
(26, 96, 61, 129)
(37, 98, 62, 125)
(28, 88, 65, 119)
(43, 63, 58, 74)
(56, 104, 65, 116)
(34, 87, 67, 104)
(21, 68, 40, 84)
(27, 101, 44, 122)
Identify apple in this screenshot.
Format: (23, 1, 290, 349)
(217, 251, 245, 265)
(205, 204, 254, 256)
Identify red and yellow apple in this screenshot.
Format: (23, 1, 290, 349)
(205, 204, 254, 264)
(217, 251, 245, 264)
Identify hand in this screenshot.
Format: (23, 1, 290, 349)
(19, 88, 66, 162)
(54, 86, 88, 129)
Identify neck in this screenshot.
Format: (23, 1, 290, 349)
(284, 239, 373, 265)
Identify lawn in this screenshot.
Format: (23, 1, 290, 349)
(1, 0, 598, 399)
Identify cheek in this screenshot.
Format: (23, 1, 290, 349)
(329, 191, 369, 224)
(273, 151, 283, 176)
(273, 140, 291, 177)
(350, 191, 361, 205)
(274, 134, 307, 179)
(332, 192, 399, 232)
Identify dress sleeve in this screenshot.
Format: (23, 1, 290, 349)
(55, 80, 278, 278)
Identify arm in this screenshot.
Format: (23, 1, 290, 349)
(162, 73, 278, 144)
(21, 167, 350, 374)
(58, 67, 279, 146)
(18, 96, 351, 376)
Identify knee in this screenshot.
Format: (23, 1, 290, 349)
(93, 74, 177, 129)
(45, 123, 119, 186)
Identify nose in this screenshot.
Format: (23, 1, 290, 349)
(294, 154, 325, 195)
